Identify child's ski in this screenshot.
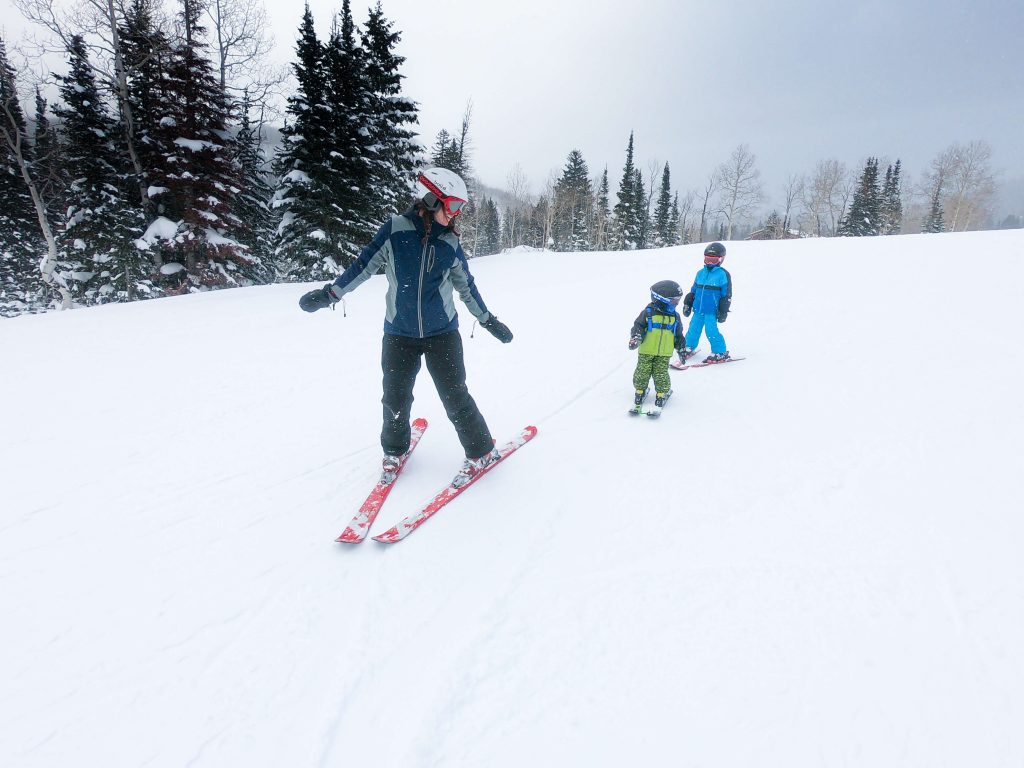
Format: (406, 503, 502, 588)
(670, 356, 745, 371)
(628, 388, 649, 416)
(629, 389, 672, 418)
(336, 417, 428, 543)
(372, 425, 538, 544)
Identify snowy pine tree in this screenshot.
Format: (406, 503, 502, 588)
(475, 197, 502, 256)
(552, 149, 592, 251)
(760, 211, 784, 239)
(119, 0, 171, 196)
(272, 5, 335, 279)
(322, 0, 378, 261)
(668, 192, 682, 245)
(274, 1, 397, 278)
(360, 2, 419, 217)
(0, 37, 42, 316)
(880, 160, 903, 235)
(430, 129, 459, 172)
(923, 180, 946, 233)
(231, 91, 274, 282)
(53, 34, 149, 303)
(611, 132, 642, 249)
(652, 163, 673, 247)
(838, 157, 881, 236)
(633, 167, 649, 249)
(147, 0, 250, 290)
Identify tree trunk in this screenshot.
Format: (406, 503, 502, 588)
(2, 106, 71, 309)
(105, 0, 151, 215)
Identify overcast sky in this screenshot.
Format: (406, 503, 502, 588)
(275, 0, 1022, 209)
(4, 0, 1022, 211)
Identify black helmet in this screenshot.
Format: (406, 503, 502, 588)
(650, 279, 683, 307)
(704, 242, 726, 267)
(704, 242, 726, 258)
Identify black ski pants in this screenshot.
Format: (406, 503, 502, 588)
(380, 331, 493, 460)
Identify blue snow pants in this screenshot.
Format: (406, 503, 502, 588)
(685, 312, 727, 355)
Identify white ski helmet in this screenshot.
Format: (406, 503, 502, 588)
(417, 167, 469, 216)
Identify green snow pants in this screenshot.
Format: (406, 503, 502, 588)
(632, 354, 671, 395)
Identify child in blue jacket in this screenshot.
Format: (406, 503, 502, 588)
(681, 242, 732, 363)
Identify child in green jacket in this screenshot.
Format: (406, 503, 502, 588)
(628, 280, 686, 411)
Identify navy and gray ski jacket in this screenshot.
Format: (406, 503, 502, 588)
(328, 208, 491, 338)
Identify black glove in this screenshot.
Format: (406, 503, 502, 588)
(682, 292, 694, 318)
(716, 297, 731, 324)
(628, 335, 641, 350)
(299, 283, 339, 313)
(481, 315, 513, 343)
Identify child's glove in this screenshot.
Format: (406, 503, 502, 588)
(628, 335, 641, 350)
(682, 292, 694, 317)
(716, 297, 731, 323)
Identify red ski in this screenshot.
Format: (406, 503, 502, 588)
(670, 356, 745, 371)
(336, 417, 428, 543)
(372, 425, 538, 544)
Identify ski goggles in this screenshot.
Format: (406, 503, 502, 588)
(652, 291, 681, 305)
(419, 175, 468, 218)
(703, 254, 724, 265)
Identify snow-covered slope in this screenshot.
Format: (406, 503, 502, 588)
(2, 230, 1023, 767)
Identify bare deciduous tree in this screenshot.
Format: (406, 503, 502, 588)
(540, 174, 557, 249)
(716, 143, 763, 240)
(781, 173, 803, 234)
(1, 54, 71, 308)
(697, 173, 717, 241)
(800, 159, 848, 237)
(676, 189, 698, 244)
(13, 0, 167, 210)
(205, 0, 287, 125)
(503, 163, 530, 250)
(942, 140, 997, 231)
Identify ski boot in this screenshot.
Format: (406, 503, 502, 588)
(629, 388, 649, 415)
(381, 453, 403, 484)
(702, 352, 731, 364)
(647, 390, 672, 418)
(680, 347, 698, 362)
(452, 447, 501, 489)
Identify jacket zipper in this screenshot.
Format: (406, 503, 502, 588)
(417, 238, 428, 337)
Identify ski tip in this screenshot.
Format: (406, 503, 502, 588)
(336, 529, 364, 543)
(371, 530, 401, 544)
(412, 416, 428, 429)
(523, 425, 538, 437)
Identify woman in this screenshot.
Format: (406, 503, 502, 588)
(299, 167, 513, 487)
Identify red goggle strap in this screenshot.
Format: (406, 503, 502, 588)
(420, 174, 466, 214)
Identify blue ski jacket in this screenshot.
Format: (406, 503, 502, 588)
(329, 208, 491, 338)
(689, 266, 732, 314)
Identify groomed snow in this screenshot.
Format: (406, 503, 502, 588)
(1, 230, 1023, 767)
